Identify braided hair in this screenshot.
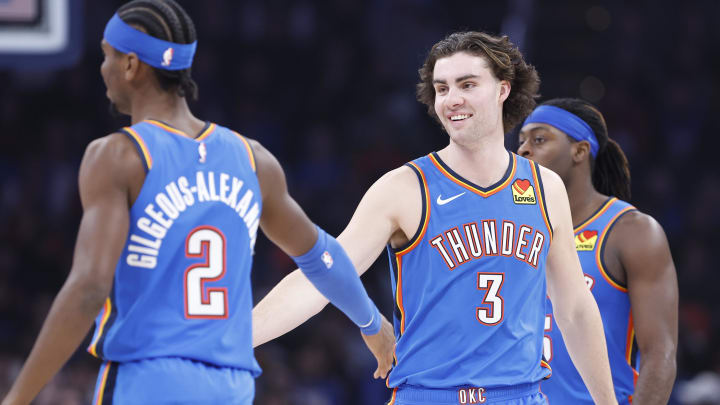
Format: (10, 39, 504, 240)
(117, 0, 199, 100)
(542, 98, 631, 200)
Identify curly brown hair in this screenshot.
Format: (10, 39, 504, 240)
(417, 31, 540, 133)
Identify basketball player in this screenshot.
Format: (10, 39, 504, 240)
(1, 1, 394, 404)
(518, 98, 678, 404)
(253, 32, 618, 404)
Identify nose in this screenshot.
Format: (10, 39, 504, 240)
(445, 87, 464, 109)
(517, 140, 531, 158)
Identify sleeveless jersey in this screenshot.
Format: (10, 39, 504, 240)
(541, 197, 638, 404)
(87, 120, 262, 376)
(386, 151, 553, 389)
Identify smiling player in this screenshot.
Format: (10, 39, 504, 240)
(253, 32, 618, 405)
(1, 1, 393, 404)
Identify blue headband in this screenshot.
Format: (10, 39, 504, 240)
(103, 13, 196, 71)
(523, 105, 599, 157)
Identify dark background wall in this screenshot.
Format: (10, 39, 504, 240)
(0, 1, 716, 404)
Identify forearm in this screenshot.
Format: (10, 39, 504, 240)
(252, 269, 329, 347)
(4, 279, 105, 404)
(631, 352, 676, 404)
(292, 227, 380, 334)
(556, 293, 617, 405)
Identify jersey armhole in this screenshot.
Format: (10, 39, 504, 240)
(597, 206, 638, 291)
(530, 161, 553, 241)
(120, 128, 153, 173)
(390, 162, 430, 255)
(232, 131, 257, 172)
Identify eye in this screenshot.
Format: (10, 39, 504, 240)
(435, 85, 448, 95)
(533, 135, 545, 144)
(462, 82, 475, 89)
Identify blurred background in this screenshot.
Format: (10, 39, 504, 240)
(0, 0, 717, 404)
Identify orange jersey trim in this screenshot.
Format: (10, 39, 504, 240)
(594, 205, 634, 292)
(428, 153, 516, 198)
(626, 314, 639, 378)
(233, 131, 257, 172)
(390, 162, 430, 338)
(530, 162, 553, 241)
(396, 162, 430, 256)
(387, 387, 398, 404)
(541, 359, 552, 378)
(124, 128, 153, 170)
(144, 119, 187, 136)
(88, 298, 112, 357)
(574, 197, 617, 233)
(93, 361, 111, 405)
(394, 255, 407, 335)
(195, 123, 216, 141)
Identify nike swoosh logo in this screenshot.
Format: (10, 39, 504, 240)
(437, 192, 466, 205)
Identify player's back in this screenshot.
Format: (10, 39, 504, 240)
(542, 197, 637, 404)
(87, 120, 262, 375)
(386, 152, 552, 390)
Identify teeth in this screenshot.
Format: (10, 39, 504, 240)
(450, 114, 469, 121)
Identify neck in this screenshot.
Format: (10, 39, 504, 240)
(436, 130, 508, 188)
(128, 87, 204, 137)
(565, 168, 608, 227)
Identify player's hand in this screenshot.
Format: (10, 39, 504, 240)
(361, 315, 395, 379)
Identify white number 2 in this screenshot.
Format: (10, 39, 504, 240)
(184, 226, 228, 319)
(476, 273, 504, 325)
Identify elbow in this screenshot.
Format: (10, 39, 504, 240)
(552, 290, 598, 331)
(65, 269, 113, 315)
(642, 346, 678, 380)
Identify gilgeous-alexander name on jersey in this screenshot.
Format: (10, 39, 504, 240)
(87, 120, 263, 376)
(126, 170, 260, 269)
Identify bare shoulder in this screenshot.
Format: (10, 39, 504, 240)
(79, 132, 143, 202)
(374, 164, 418, 192)
(244, 137, 265, 157)
(611, 209, 669, 250)
(365, 164, 420, 209)
(243, 137, 280, 175)
(241, 138, 285, 200)
(534, 164, 570, 223)
(535, 164, 566, 196)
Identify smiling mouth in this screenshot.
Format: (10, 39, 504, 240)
(449, 114, 472, 121)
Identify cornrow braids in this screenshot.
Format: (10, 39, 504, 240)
(542, 98, 631, 200)
(117, 0, 199, 100)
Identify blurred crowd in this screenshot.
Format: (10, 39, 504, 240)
(1, 1, 718, 404)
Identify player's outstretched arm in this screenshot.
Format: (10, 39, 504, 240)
(611, 212, 678, 404)
(1, 134, 140, 405)
(542, 167, 618, 405)
(250, 139, 402, 378)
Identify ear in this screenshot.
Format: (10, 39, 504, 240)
(498, 80, 511, 103)
(123, 52, 141, 81)
(571, 140, 592, 164)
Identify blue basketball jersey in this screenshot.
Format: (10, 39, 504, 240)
(386, 151, 553, 389)
(541, 197, 638, 404)
(87, 120, 262, 376)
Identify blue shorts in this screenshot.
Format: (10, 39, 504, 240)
(387, 383, 548, 405)
(92, 357, 255, 404)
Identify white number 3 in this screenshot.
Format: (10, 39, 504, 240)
(184, 226, 228, 318)
(477, 273, 504, 325)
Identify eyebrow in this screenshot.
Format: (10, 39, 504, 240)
(519, 126, 550, 136)
(432, 74, 480, 85)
